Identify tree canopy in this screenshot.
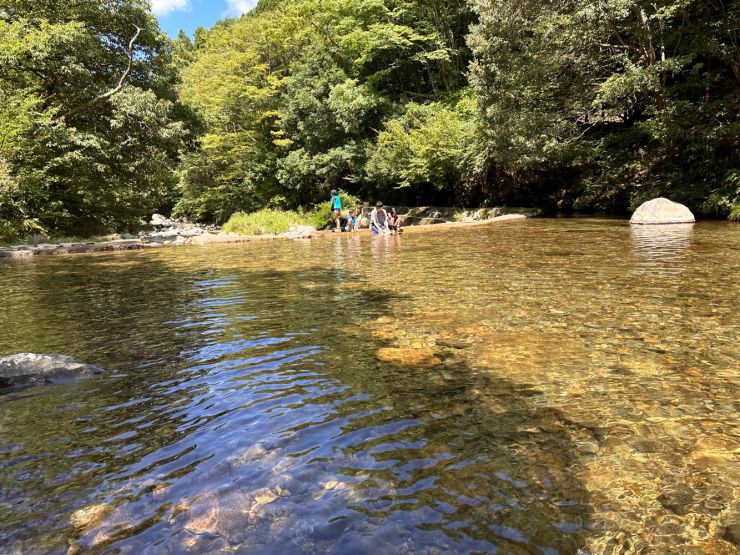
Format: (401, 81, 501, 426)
(1, 0, 737, 239)
(0, 0, 188, 239)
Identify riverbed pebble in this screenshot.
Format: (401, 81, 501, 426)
(576, 442, 600, 455)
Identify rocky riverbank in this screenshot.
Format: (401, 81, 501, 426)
(0, 213, 528, 259)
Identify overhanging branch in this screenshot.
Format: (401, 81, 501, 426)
(61, 25, 142, 121)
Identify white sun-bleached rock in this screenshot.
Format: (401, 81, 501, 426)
(630, 198, 695, 225)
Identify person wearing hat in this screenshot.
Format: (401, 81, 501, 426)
(329, 189, 342, 231)
(370, 201, 390, 235)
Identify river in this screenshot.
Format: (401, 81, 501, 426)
(0, 218, 738, 553)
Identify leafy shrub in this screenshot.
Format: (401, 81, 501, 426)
(221, 187, 364, 236)
(727, 171, 740, 222)
(0, 221, 19, 244)
(366, 94, 479, 190)
(222, 209, 314, 235)
(701, 170, 740, 220)
(729, 203, 740, 222)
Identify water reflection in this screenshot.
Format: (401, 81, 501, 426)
(630, 223, 694, 260)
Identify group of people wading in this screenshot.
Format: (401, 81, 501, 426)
(330, 190, 401, 235)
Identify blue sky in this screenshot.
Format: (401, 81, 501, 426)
(151, 0, 258, 36)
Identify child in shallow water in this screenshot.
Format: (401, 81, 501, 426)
(344, 209, 359, 232)
(388, 208, 401, 234)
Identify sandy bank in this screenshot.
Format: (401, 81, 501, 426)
(0, 214, 527, 259)
(187, 214, 527, 245)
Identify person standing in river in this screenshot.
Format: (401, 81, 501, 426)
(330, 190, 342, 232)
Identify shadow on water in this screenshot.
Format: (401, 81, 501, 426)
(0, 256, 594, 553)
(311, 362, 596, 554)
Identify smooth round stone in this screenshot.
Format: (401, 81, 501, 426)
(657, 484, 695, 515)
(0, 353, 104, 387)
(723, 511, 740, 545)
(375, 347, 441, 366)
(576, 442, 600, 455)
(629, 438, 664, 453)
(630, 198, 695, 225)
(309, 518, 349, 540)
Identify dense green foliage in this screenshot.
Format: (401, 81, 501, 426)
(175, 0, 738, 220)
(468, 0, 739, 214)
(0, 0, 189, 240)
(1, 0, 738, 239)
(173, 0, 473, 222)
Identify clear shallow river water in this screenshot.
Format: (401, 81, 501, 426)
(0, 218, 738, 554)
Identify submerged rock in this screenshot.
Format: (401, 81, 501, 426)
(183, 492, 253, 537)
(723, 508, 740, 545)
(375, 347, 441, 366)
(657, 484, 696, 516)
(0, 353, 104, 387)
(435, 338, 471, 349)
(630, 198, 695, 225)
(576, 441, 600, 455)
(70, 504, 110, 531)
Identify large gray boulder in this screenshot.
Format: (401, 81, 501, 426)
(0, 353, 104, 387)
(630, 198, 695, 225)
(149, 213, 171, 227)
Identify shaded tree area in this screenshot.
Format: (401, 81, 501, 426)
(0, 0, 193, 240)
(1, 0, 738, 240)
(467, 0, 740, 216)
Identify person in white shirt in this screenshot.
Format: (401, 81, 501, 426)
(370, 202, 390, 235)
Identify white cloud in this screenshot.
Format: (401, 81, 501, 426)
(225, 0, 258, 17)
(151, 0, 191, 16)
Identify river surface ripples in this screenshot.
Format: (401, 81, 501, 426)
(0, 218, 738, 554)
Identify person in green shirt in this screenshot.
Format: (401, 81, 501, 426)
(330, 190, 342, 232)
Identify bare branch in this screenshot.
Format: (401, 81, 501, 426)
(60, 25, 142, 121)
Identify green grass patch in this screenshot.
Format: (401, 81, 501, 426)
(222, 209, 316, 235)
(729, 203, 740, 222)
(223, 190, 364, 235)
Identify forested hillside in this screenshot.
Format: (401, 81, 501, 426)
(0, 0, 192, 239)
(1, 0, 738, 239)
